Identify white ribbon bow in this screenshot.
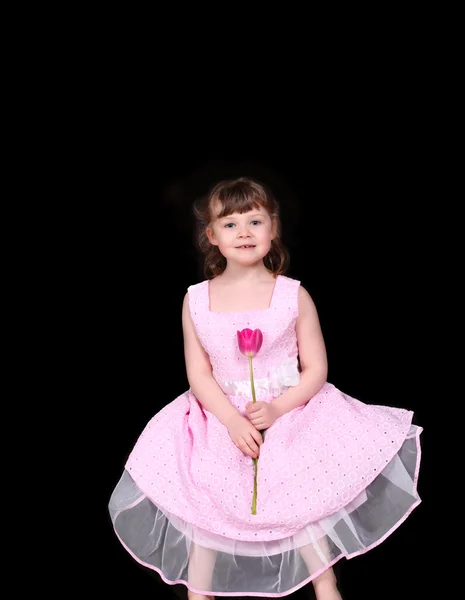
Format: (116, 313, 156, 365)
(217, 356, 300, 398)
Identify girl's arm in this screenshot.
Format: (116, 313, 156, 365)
(272, 285, 328, 418)
(182, 293, 263, 458)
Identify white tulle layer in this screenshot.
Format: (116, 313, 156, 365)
(109, 425, 421, 597)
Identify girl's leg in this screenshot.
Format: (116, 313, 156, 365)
(299, 539, 342, 600)
(187, 542, 217, 600)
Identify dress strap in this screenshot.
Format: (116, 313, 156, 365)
(187, 280, 209, 327)
(272, 275, 301, 319)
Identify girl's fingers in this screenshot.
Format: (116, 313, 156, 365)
(244, 436, 259, 457)
(251, 429, 263, 445)
(239, 438, 255, 457)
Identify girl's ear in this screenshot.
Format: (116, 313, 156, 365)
(271, 218, 278, 240)
(206, 225, 219, 246)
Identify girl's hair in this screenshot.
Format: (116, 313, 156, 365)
(194, 177, 290, 279)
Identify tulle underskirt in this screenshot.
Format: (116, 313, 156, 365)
(109, 425, 421, 597)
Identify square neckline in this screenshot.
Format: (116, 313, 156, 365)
(207, 275, 281, 314)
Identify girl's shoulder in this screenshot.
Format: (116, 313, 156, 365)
(278, 276, 317, 309)
(276, 274, 301, 293)
(185, 279, 209, 305)
(187, 278, 209, 293)
(278, 274, 301, 285)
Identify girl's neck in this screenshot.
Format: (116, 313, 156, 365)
(218, 263, 274, 284)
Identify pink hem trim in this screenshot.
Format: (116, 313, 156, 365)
(112, 524, 342, 597)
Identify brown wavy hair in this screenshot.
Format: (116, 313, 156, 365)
(194, 177, 290, 279)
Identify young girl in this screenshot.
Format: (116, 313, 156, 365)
(109, 177, 422, 600)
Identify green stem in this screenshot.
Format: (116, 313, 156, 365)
(249, 355, 257, 403)
(252, 457, 258, 515)
(249, 354, 259, 515)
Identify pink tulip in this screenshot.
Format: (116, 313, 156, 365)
(236, 327, 264, 515)
(237, 328, 263, 358)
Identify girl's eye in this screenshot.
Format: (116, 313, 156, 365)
(224, 220, 261, 228)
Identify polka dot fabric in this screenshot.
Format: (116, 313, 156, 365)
(109, 275, 422, 597)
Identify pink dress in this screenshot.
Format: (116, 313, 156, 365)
(109, 275, 422, 597)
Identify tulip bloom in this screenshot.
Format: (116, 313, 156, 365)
(237, 328, 263, 359)
(237, 328, 264, 514)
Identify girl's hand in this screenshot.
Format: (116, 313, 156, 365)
(246, 401, 279, 430)
(225, 413, 263, 458)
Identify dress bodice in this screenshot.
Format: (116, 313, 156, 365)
(187, 275, 301, 398)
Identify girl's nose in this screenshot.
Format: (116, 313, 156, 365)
(237, 225, 251, 237)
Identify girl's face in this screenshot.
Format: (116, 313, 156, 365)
(206, 202, 277, 266)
